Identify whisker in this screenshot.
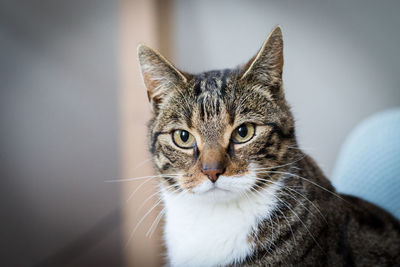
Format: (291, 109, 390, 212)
(133, 158, 153, 170)
(125, 198, 163, 248)
(146, 207, 165, 238)
(283, 186, 328, 224)
(126, 177, 154, 202)
(256, 170, 346, 203)
(144, 186, 189, 239)
(251, 154, 306, 171)
(275, 206, 299, 257)
(144, 185, 191, 239)
(135, 184, 177, 215)
(250, 173, 328, 224)
(105, 174, 180, 183)
(279, 190, 319, 222)
(245, 177, 323, 258)
(286, 144, 316, 152)
(246, 184, 284, 260)
(276, 196, 324, 253)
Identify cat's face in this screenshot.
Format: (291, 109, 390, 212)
(138, 27, 296, 202)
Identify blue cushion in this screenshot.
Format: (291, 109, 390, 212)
(332, 108, 400, 219)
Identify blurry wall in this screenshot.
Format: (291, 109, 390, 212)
(172, 0, 400, 177)
(0, 0, 121, 266)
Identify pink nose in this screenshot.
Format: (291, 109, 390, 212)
(202, 168, 224, 183)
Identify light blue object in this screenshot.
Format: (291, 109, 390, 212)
(332, 108, 400, 219)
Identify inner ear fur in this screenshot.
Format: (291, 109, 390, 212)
(137, 45, 188, 105)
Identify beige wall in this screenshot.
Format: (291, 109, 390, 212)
(120, 0, 172, 266)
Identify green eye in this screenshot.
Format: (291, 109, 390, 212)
(231, 123, 255, 144)
(172, 130, 196, 148)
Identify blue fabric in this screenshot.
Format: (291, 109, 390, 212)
(332, 108, 400, 219)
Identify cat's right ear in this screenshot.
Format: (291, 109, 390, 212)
(137, 45, 187, 110)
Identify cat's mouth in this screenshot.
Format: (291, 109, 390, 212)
(190, 178, 234, 196)
(188, 174, 258, 202)
(203, 184, 230, 193)
(194, 183, 237, 202)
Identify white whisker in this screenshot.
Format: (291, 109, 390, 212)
(125, 198, 163, 248)
(251, 154, 305, 171)
(146, 207, 165, 238)
(104, 174, 179, 183)
(135, 184, 177, 215)
(277, 196, 324, 253)
(126, 177, 154, 202)
(255, 170, 345, 202)
(133, 158, 153, 170)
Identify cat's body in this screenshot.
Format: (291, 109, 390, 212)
(138, 27, 400, 266)
(163, 153, 400, 267)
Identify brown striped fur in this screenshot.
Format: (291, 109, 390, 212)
(138, 27, 400, 266)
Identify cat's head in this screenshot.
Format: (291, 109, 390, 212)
(138, 27, 297, 202)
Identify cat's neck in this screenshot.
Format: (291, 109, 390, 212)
(161, 180, 283, 266)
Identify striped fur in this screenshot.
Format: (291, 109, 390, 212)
(138, 27, 400, 266)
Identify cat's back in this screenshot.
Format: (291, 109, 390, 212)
(298, 156, 400, 266)
(244, 191, 400, 267)
(337, 194, 400, 266)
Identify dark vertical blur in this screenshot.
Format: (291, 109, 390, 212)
(0, 0, 121, 266)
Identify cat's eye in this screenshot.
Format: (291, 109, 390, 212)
(172, 130, 196, 149)
(231, 123, 255, 144)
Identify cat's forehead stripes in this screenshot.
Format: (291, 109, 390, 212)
(191, 69, 238, 126)
(193, 69, 231, 98)
(185, 70, 240, 150)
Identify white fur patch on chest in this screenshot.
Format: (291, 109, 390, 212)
(162, 182, 281, 267)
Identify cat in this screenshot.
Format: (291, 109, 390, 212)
(137, 27, 400, 266)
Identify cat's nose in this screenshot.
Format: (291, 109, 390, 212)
(200, 145, 226, 183)
(202, 167, 225, 183)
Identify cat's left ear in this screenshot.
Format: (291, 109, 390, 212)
(137, 45, 188, 109)
(240, 26, 284, 98)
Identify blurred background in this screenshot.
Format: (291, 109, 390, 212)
(1, 0, 399, 266)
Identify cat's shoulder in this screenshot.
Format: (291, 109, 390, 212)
(341, 194, 400, 231)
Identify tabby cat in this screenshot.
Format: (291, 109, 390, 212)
(137, 27, 400, 266)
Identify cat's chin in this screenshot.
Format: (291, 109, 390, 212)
(192, 187, 243, 203)
(199, 185, 237, 201)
